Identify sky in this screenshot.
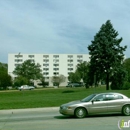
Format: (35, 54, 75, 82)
(0, 0, 130, 63)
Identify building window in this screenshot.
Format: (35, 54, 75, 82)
(29, 59, 35, 62)
(53, 64, 59, 67)
(15, 55, 23, 58)
(15, 59, 23, 62)
(53, 72, 59, 75)
(43, 64, 49, 67)
(77, 55, 83, 58)
(77, 59, 83, 63)
(68, 55, 73, 58)
(68, 68, 73, 71)
(68, 64, 73, 67)
(43, 55, 49, 58)
(68, 59, 73, 62)
(43, 68, 49, 71)
(53, 55, 59, 58)
(53, 59, 59, 62)
(43, 59, 49, 62)
(53, 68, 59, 71)
(43, 72, 49, 75)
(68, 72, 71, 75)
(15, 64, 20, 66)
(28, 55, 34, 58)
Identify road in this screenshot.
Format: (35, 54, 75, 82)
(0, 107, 129, 130)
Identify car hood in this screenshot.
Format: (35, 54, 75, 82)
(62, 100, 81, 107)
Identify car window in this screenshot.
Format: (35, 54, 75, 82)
(81, 94, 96, 102)
(93, 94, 105, 101)
(105, 94, 123, 101)
(105, 94, 114, 100)
(117, 95, 123, 99)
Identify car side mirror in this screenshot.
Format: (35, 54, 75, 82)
(92, 100, 94, 104)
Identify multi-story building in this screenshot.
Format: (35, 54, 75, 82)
(8, 53, 90, 87)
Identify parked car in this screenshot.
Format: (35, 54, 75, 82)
(18, 85, 35, 91)
(59, 92, 130, 118)
(66, 83, 83, 87)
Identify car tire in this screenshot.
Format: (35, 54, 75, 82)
(122, 105, 130, 116)
(75, 107, 87, 118)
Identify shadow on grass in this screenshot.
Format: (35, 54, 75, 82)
(62, 90, 75, 93)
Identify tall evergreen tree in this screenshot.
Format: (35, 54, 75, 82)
(123, 58, 130, 82)
(88, 20, 127, 90)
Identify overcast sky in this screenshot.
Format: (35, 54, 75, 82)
(0, 0, 130, 63)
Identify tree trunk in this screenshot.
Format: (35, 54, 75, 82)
(106, 72, 109, 90)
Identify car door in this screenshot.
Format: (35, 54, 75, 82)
(88, 94, 108, 114)
(105, 94, 124, 113)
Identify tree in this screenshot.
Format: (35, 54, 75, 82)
(0, 63, 12, 89)
(51, 74, 66, 87)
(123, 58, 130, 82)
(110, 66, 127, 90)
(87, 64, 101, 87)
(13, 76, 29, 88)
(76, 61, 90, 88)
(13, 60, 44, 84)
(0, 72, 12, 89)
(68, 71, 81, 83)
(76, 61, 89, 82)
(88, 20, 127, 90)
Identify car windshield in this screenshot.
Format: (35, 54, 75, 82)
(81, 94, 96, 102)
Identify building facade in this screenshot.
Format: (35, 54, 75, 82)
(8, 53, 90, 87)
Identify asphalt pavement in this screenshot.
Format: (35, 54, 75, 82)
(0, 107, 130, 130)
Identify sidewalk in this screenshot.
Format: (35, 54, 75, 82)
(0, 107, 59, 114)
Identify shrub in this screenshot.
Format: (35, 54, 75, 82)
(122, 82, 130, 90)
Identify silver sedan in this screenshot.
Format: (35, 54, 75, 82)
(18, 85, 35, 91)
(59, 92, 130, 118)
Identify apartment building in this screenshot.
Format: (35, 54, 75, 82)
(8, 53, 90, 87)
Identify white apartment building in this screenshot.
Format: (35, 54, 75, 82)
(8, 53, 90, 87)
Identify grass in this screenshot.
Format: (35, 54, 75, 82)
(0, 86, 130, 110)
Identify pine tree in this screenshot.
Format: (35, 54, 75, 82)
(88, 20, 127, 90)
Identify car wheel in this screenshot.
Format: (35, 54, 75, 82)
(122, 105, 130, 116)
(75, 107, 87, 118)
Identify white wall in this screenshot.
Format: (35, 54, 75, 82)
(8, 53, 90, 87)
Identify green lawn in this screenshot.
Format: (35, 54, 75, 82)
(0, 87, 130, 110)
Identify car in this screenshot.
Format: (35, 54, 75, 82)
(59, 92, 130, 118)
(66, 83, 83, 87)
(18, 85, 35, 91)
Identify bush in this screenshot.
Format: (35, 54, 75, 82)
(122, 82, 130, 90)
(110, 67, 127, 90)
(110, 82, 122, 90)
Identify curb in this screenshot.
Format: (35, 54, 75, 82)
(0, 107, 59, 114)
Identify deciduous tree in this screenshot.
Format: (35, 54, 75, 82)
(13, 60, 44, 84)
(0, 63, 12, 89)
(51, 74, 66, 87)
(68, 71, 81, 83)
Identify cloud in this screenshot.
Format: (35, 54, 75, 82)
(0, 0, 130, 63)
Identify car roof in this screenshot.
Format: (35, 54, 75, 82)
(95, 92, 122, 95)
(94, 92, 128, 97)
